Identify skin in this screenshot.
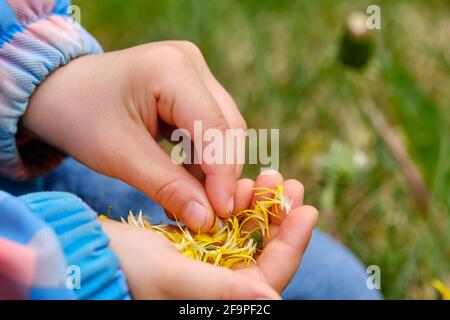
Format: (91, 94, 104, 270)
(23, 41, 318, 299)
(101, 172, 318, 299)
(24, 41, 246, 232)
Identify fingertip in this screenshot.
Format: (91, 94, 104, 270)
(234, 178, 255, 213)
(205, 173, 236, 218)
(272, 179, 305, 225)
(283, 179, 305, 201)
(260, 169, 282, 177)
(298, 205, 319, 226)
(181, 200, 214, 232)
(203, 212, 216, 232)
(256, 169, 283, 186)
(251, 170, 283, 209)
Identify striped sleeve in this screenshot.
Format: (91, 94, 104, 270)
(0, 0, 102, 180)
(0, 190, 131, 300)
(0, 190, 75, 299)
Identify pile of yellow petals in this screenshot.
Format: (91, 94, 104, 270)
(117, 184, 292, 268)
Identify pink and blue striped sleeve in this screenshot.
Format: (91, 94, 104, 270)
(0, 190, 131, 300)
(0, 190, 75, 299)
(0, 0, 102, 180)
(0, 1, 131, 300)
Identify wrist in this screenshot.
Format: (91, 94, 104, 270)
(99, 219, 145, 298)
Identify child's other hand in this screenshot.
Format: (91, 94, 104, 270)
(24, 42, 247, 232)
(101, 219, 280, 299)
(100, 171, 317, 299)
(233, 170, 318, 293)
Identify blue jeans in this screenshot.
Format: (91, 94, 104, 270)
(2, 158, 382, 300)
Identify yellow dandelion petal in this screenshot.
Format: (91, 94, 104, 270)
(122, 184, 285, 268)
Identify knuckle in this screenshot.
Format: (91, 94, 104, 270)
(208, 114, 229, 133)
(139, 43, 193, 91)
(145, 43, 191, 68)
(237, 118, 248, 131)
(179, 40, 203, 58)
(214, 120, 229, 133)
(153, 178, 180, 206)
(160, 44, 190, 66)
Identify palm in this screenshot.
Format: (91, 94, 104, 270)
(147, 172, 318, 299)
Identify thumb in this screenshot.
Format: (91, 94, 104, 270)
(249, 205, 318, 292)
(111, 127, 215, 232)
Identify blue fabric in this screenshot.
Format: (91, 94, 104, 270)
(0, 187, 130, 300)
(42, 158, 383, 300)
(43, 159, 165, 223)
(0, 191, 42, 242)
(0, 0, 22, 45)
(283, 231, 382, 299)
(53, 0, 71, 15)
(0, 0, 127, 300)
(0, 190, 75, 299)
(0, 175, 43, 196)
(19, 191, 131, 300)
(29, 287, 76, 300)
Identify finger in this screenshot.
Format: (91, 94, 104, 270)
(251, 205, 318, 293)
(160, 115, 244, 181)
(112, 126, 214, 232)
(251, 169, 284, 209)
(240, 170, 283, 232)
(163, 252, 280, 300)
(155, 54, 236, 218)
(271, 179, 305, 225)
(103, 219, 279, 300)
(163, 209, 176, 221)
(174, 41, 247, 131)
(159, 122, 213, 184)
(234, 178, 255, 214)
(183, 163, 206, 182)
(169, 41, 247, 179)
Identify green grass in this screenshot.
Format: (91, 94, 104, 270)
(73, 0, 450, 299)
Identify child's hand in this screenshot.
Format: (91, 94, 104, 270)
(100, 171, 317, 299)
(232, 170, 317, 293)
(24, 41, 247, 232)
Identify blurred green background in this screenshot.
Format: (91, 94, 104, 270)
(73, 0, 449, 299)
